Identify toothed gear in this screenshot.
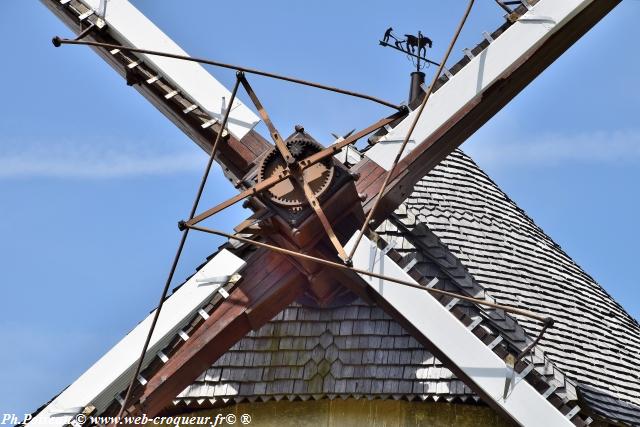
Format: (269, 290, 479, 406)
(287, 139, 306, 157)
(258, 136, 334, 208)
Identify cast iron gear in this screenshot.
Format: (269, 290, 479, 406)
(257, 134, 334, 208)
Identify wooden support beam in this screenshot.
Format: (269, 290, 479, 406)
(359, 0, 621, 228)
(124, 249, 307, 418)
(40, 0, 271, 182)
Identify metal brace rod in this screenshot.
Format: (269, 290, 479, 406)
(184, 111, 405, 228)
(502, 317, 554, 399)
(52, 38, 403, 111)
(239, 75, 295, 165)
(185, 223, 551, 324)
(346, 0, 476, 263)
(114, 74, 243, 421)
(298, 109, 407, 168)
(295, 172, 349, 262)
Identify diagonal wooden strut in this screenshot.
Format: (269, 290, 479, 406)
(125, 248, 307, 418)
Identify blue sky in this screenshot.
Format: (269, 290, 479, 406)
(1, 0, 638, 416)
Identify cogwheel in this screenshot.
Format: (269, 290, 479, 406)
(257, 132, 334, 208)
(287, 139, 306, 158)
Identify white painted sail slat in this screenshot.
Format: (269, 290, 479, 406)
(366, 0, 593, 170)
(346, 234, 573, 426)
(81, 0, 259, 140)
(27, 249, 246, 426)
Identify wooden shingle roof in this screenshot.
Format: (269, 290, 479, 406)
(177, 149, 640, 425)
(400, 149, 640, 424)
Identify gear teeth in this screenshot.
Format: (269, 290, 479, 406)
(257, 135, 334, 208)
(288, 140, 305, 157)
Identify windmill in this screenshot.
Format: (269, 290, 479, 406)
(24, 0, 639, 426)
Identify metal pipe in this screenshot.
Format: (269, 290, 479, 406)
(346, 0, 476, 262)
(186, 223, 550, 323)
(53, 37, 403, 111)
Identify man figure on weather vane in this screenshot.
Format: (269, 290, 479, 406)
(380, 27, 435, 72)
(382, 27, 399, 46)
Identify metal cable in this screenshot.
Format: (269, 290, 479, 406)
(346, 0, 476, 262)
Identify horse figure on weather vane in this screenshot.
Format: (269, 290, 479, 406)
(380, 27, 437, 72)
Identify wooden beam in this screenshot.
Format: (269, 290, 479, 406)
(359, 0, 621, 227)
(346, 234, 575, 426)
(40, 0, 271, 182)
(124, 249, 307, 417)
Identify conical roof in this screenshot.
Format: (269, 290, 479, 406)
(176, 149, 640, 425)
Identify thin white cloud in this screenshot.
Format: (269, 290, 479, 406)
(0, 139, 206, 178)
(465, 129, 640, 168)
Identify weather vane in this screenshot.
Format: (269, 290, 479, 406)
(380, 27, 438, 105)
(380, 27, 437, 72)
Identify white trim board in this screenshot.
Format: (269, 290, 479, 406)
(27, 249, 246, 426)
(366, 0, 594, 170)
(346, 234, 574, 426)
(81, 0, 259, 140)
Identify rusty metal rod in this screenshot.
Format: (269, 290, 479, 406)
(346, 0, 476, 263)
(53, 37, 403, 111)
(295, 171, 350, 262)
(185, 111, 403, 228)
(74, 22, 96, 41)
(298, 110, 407, 169)
(184, 169, 291, 228)
(239, 75, 295, 165)
(514, 317, 553, 366)
(114, 75, 243, 422)
(186, 224, 550, 323)
(495, 0, 515, 15)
